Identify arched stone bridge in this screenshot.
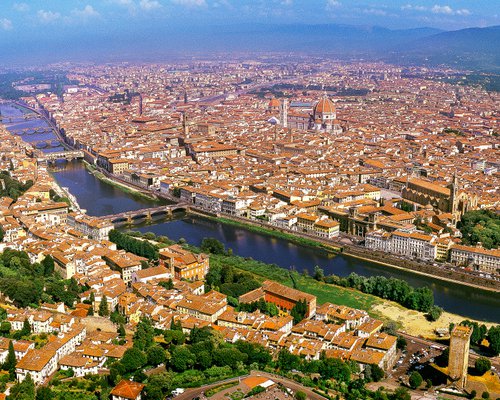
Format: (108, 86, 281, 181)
(37, 150, 84, 163)
(98, 203, 189, 225)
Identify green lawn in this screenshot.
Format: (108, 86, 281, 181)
(212, 253, 379, 312)
(292, 272, 378, 311)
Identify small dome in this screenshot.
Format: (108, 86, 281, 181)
(314, 97, 335, 115)
(268, 98, 281, 109)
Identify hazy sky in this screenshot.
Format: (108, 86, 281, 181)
(0, 1, 498, 64)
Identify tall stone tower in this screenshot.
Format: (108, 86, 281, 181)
(280, 98, 288, 128)
(448, 173, 459, 215)
(448, 325, 472, 389)
(182, 112, 189, 136)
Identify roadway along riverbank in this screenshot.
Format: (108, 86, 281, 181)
(184, 207, 500, 294)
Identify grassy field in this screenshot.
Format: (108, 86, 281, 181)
(213, 253, 379, 312)
(292, 272, 378, 311)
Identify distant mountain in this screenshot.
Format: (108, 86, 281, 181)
(1, 21, 498, 71)
(172, 23, 499, 70)
(195, 23, 444, 54)
(388, 25, 500, 71)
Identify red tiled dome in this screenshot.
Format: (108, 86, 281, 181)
(314, 97, 335, 114)
(268, 98, 281, 109)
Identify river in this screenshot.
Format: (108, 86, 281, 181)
(49, 162, 500, 323)
(2, 102, 500, 323)
(0, 102, 64, 153)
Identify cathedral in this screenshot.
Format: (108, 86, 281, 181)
(401, 174, 478, 219)
(267, 95, 342, 134)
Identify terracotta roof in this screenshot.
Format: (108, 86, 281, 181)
(262, 280, 316, 303)
(314, 97, 336, 114)
(110, 380, 145, 400)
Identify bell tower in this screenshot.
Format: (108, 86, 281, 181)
(182, 112, 189, 136)
(280, 98, 288, 128)
(449, 173, 459, 214)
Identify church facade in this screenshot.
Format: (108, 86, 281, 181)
(401, 175, 478, 218)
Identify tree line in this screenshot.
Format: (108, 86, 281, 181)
(0, 171, 33, 201)
(320, 271, 435, 313)
(109, 229, 159, 260)
(0, 249, 83, 308)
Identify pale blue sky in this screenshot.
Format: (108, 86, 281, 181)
(0, 1, 498, 63)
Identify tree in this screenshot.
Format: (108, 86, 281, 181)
(235, 340, 272, 368)
(213, 347, 247, 369)
(481, 391, 490, 399)
(391, 387, 411, 400)
(458, 210, 500, 249)
(290, 299, 308, 324)
(158, 279, 174, 290)
(3, 340, 16, 380)
(313, 265, 324, 281)
(409, 371, 423, 389)
(87, 292, 95, 316)
(487, 326, 500, 355)
(164, 329, 185, 346)
(196, 351, 213, 370)
(121, 347, 147, 372)
(295, 391, 307, 400)
(321, 357, 351, 382)
(277, 349, 301, 372)
(200, 237, 225, 255)
(370, 364, 384, 382)
(147, 345, 166, 366)
(118, 323, 126, 337)
(475, 357, 491, 375)
(98, 295, 109, 317)
(41, 256, 54, 276)
(397, 336, 407, 351)
(171, 346, 195, 372)
(145, 372, 173, 400)
(20, 318, 31, 336)
(426, 306, 443, 322)
(0, 321, 11, 335)
(133, 317, 155, 351)
(190, 326, 214, 344)
(8, 373, 35, 400)
(35, 387, 54, 400)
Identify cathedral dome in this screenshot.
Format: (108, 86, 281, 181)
(268, 98, 281, 109)
(314, 97, 335, 115)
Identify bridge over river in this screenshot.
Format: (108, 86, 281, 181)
(36, 150, 84, 163)
(98, 203, 188, 225)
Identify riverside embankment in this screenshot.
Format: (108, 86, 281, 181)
(2, 101, 499, 323)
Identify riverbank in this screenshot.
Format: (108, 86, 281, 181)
(83, 161, 158, 202)
(344, 247, 500, 293)
(188, 208, 499, 294)
(189, 211, 342, 253)
(193, 248, 500, 336)
(372, 302, 495, 339)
